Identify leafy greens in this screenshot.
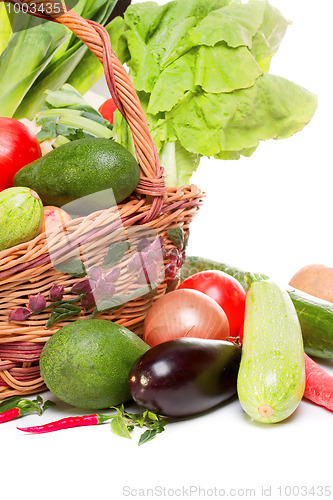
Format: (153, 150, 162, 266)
(35, 84, 113, 146)
(0, 0, 118, 119)
(109, 0, 318, 186)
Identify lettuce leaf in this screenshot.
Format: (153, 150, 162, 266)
(188, 0, 266, 49)
(251, 1, 290, 71)
(148, 43, 262, 114)
(110, 0, 317, 186)
(166, 74, 318, 156)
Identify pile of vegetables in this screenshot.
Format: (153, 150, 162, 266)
(108, 0, 318, 185)
(0, 0, 331, 445)
(2, 264, 332, 443)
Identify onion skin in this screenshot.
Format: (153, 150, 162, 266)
(129, 338, 241, 417)
(142, 289, 230, 347)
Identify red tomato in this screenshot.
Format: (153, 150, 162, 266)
(0, 118, 42, 191)
(178, 270, 246, 337)
(98, 98, 118, 124)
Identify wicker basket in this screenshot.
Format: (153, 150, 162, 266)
(0, 2, 203, 399)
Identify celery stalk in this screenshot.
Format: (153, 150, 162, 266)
(39, 108, 83, 117)
(161, 143, 177, 188)
(54, 135, 71, 147)
(34, 84, 113, 144)
(57, 114, 113, 138)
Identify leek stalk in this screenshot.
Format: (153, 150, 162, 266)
(0, 3, 12, 56)
(0, 0, 118, 119)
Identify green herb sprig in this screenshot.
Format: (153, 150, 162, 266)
(110, 405, 167, 445)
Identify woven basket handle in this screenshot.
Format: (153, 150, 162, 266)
(5, 1, 166, 219)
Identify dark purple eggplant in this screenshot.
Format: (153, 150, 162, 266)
(129, 338, 241, 417)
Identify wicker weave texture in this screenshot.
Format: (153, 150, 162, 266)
(0, 1, 204, 398)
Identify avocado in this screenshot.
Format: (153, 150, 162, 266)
(39, 319, 150, 409)
(13, 138, 140, 214)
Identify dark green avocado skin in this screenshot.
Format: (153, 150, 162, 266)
(13, 137, 140, 214)
(39, 319, 150, 410)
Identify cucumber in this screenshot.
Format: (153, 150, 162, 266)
(181, 256, 267, 291)
(237, 280, 305, 423)
(0, 187, 43, 251)
(182, 257, 333, 360)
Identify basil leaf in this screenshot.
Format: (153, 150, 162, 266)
(129, 284, 158, 301)
(42, 400, 56, 411)
(0, 396, 22, 412)
(46, 303, 81, 328)
(147, 411, 159, 422)
(138, 429, 158, 446)
(110, 415, 132, 440)
(131, 413, 145, 428)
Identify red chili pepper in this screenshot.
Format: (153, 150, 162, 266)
(0, 407, 21, 423)
(17, 414, 111, 434)
(0, 395, 54, 424)
(303, 353, 333, 412)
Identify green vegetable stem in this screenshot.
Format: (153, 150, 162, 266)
(35, 85, 113, 145)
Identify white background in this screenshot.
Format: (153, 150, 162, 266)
(2, 1, 333, 499)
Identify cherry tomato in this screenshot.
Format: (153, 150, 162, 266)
(98, 98, 118, 124)
(178, 270, 246, 337)
(0, 118, 42, 191)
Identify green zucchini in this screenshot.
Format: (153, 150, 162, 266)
(237, 280, 305, 423)
(0, 187, 43, 251)
(182, 257, 333, 360)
